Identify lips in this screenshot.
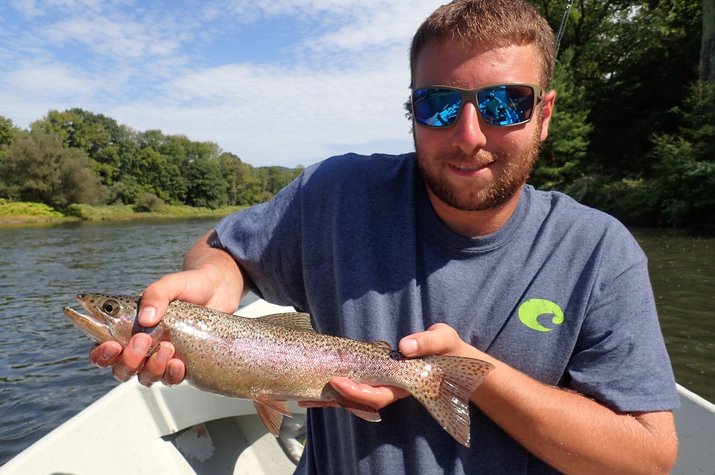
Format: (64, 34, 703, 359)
(447, 161, 493, 176)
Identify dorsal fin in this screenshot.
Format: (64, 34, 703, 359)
(252, 312, 315, 332)
(370, 340, 393, 350)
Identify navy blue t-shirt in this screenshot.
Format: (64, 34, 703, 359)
(214, 152, 679, 474)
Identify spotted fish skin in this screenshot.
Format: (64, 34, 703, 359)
(63, 293, 494, 447)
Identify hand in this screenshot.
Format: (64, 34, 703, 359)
(300, 323, 486, 412)
(298, 377, 409, 413)
(89, 272, 200, 387)
(89, 231, 246, 387)
(398, 322, 477, 359)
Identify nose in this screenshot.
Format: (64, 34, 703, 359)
(451, 102, 487, 153)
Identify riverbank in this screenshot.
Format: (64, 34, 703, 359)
(0, 199, 242, 226)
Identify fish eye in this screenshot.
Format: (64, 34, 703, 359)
(101, 299, 120, 315)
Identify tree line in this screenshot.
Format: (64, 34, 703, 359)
(532, 0, 714, 227)
(1, 0, 713, 227)
(0, 109, 303, 211)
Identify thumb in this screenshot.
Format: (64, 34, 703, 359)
(138, 274, 185, 326)
(398, 323, 461, 358)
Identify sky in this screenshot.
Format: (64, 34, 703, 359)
(0, 0, 449, 168)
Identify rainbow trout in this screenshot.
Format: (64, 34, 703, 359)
(64, 293, 493, 447)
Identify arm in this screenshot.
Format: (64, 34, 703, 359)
(90, 230, 248, 386)
(330, 324, 678, 474)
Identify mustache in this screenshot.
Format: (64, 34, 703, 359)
(443, 149, 505, 165)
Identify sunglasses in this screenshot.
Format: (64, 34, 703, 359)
(411, 83, 544, 128)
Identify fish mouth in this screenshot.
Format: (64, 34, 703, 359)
(63, 305, 113, 342)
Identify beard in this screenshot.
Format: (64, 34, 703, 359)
(416, 130, 542, 212)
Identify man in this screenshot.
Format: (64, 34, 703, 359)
(92, 1, 679, 473)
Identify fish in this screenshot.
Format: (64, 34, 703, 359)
(63, 293, 494, 447)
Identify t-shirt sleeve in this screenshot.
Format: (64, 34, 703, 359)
(212, 173, 309, 310)
(566, 231, 679, 412)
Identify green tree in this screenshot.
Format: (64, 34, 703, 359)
(583, 1, 700, 173)
(533, 49, 593, 195)
(135, 147, 187, 203)
(32, 109, 133, 184)
(648, 81, 715, 226)
(184, 158, 227, 208)
(534, 0, 702, 173)
(217, 152, 256, 205)
(702, 0, 715, 82)
(0, 116, 18, 147)
(0, 130, 109, 207)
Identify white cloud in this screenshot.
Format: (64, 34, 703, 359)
(44, 14, 186, 61)
(5, 63, 99, 98)
(108, 51, 414, 166)
(1, 0, 445, 166)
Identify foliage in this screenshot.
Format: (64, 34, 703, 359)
(648, 81, 715, 226)
(183, 156, 227, 209)
(0, 198, 64, 218)
(0, 129, 110, 208)
(0, 116, 19, 148)
(61, 202, 242, 222)
(532, 0, 707, 227)
(133, 192, 165, 213)
(0, 109, 303, 214)
(532, 49, 593, 191)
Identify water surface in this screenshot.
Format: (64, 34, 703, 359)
(0, 219, 220, 465)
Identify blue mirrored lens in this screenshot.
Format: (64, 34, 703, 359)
(412, 88, 463, 127)
(477, 85, 534, 126)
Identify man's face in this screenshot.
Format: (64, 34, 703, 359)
(413, 40, 555, 212)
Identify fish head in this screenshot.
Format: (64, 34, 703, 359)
(64, 294, 139, 346)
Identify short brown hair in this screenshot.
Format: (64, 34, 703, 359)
(410, 0, 555, 87)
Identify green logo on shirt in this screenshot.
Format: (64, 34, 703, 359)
(518, 299, 565, 332)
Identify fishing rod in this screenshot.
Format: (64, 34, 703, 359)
(555, 0, 573, 56)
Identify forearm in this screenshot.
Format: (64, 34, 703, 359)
(467, 350, 677, 474)
(183, 231, 249, 296)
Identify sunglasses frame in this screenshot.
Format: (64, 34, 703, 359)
(411, 83, 545, 128)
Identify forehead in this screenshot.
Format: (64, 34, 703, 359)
(413, 39, 543, 88)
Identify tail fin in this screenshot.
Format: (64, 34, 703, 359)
(410, 356, 493, 447)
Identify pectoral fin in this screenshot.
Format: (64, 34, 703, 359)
(347, 408, 382, 423)
(319, 383, 382, 423)
(254, 399, 292, 436)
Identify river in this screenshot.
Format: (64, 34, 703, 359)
(0, 220, 713, 466)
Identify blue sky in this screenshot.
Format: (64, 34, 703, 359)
(0, 0, 446, 167)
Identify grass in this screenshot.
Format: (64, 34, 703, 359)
(0, 199, 70, 224)
(0, 199, 243, 225)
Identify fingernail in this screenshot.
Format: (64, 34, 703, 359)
(101, 346, 119, 361)
(154, 343, 172, 364)
(331, 378, 353, 397)
(400, 338, 418, 356)
(167, 361, 180, 379)
(139, 306, 157, 326)
(131, 334, 150, 356)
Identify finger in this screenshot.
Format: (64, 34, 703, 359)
(90, 341, 122, 367)
(138, 277, 182, 327)
(330, 377, 407, 411)
(297, 401, 341, 409)
(137, 341, 174, 387)
(161, 359, 186, 386)
(112, 333, 152, 382)
(399, 323, 460, 357)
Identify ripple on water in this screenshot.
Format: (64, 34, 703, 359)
(0, 218, 220, 465)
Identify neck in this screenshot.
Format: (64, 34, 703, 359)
(426, 185, 524, 237)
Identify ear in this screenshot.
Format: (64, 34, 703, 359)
(538, 89, 557, 142)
